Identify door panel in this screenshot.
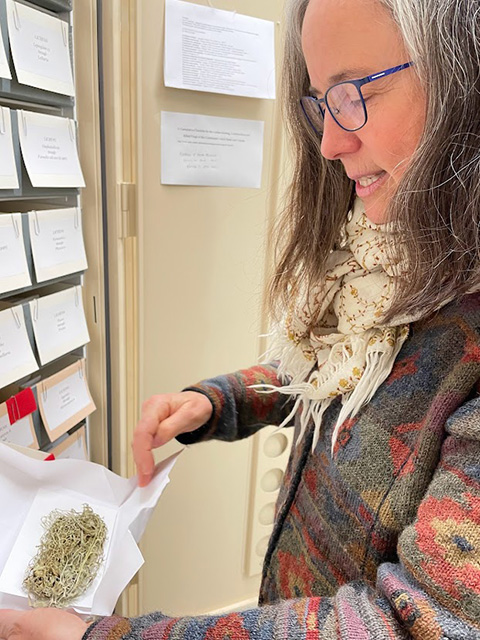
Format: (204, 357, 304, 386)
(105, 0, 287, 616)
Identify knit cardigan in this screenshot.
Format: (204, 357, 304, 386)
(84, 293, 480, 639)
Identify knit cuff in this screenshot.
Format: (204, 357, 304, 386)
(82, 616, 130, 639)
(175, 387, 216, 445)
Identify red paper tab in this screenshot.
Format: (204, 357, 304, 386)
(6, 388, 37, 425)
(44, 453, 56, 461)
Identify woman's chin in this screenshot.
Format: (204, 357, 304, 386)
(361, 199, 389, 225)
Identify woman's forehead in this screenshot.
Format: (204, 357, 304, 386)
(302, 0, 405, 86)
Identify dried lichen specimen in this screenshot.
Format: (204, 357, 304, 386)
(23, 504, 107, 608)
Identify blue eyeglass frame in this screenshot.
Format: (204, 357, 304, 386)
(301, 61, 414, 133)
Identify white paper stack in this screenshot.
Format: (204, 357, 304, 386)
(49, 426, 88, 460)
(0, 305, 38, 387)
(18, 111, 85, 188)
(0, 403, 38, 449)
(0, 108, 20, 190)
(0, 24, 11, 80)
(30, 286, 90, 364)
(37, 359, 95, 442)
(0, 213, 31, 294)
(28, 208, 88, 282)
(7, 0, 74, 96)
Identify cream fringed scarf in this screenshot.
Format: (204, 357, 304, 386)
(256, 198, 417, 453)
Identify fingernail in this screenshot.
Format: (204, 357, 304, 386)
(138, 474, 151, 487)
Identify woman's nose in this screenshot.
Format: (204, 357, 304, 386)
(320, 110, 361, 160)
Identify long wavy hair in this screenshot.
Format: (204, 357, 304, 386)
(268, 0, 480, 324)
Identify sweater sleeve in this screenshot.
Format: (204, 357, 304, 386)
(83, 396, 480, 640)
(176, 361, 295, 444)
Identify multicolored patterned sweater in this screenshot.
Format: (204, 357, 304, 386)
(84, 294, 480, 639)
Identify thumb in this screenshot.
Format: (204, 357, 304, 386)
(0, 609, 20, 639)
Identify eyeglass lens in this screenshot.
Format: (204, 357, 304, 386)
(301, 83, 367, 133)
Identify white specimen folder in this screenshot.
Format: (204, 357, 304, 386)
(165, 0, 275, 100)
(0, 305, 38, 388)
(18, 111, 85, 188)
(30, 286, 90, 365)
(28, 208, 88, 282)
(0, 402, 38, 449)
(38, 359, 95, 442)
(7, 0, 74, 96)
(0, 214, 31, 294)
(51, 426, 88, 460)
(161, 111, 265, 188)
(0, 489, 117, 610)
(0, 108, 20, 189)
(0, 444, 181, 615)
(0, 25, 11, 80)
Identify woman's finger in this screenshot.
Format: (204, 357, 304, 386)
(132, 397, 172, 486)
(132, 422, 156, 487)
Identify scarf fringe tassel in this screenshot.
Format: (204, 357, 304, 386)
(250, 330, 406, 454)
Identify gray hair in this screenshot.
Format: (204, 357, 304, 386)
(268, 0, 480, 323)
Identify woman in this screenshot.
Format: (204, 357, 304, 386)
(2, 0, 480, 637)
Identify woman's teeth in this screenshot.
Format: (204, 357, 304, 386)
(357, 172, 385, 187)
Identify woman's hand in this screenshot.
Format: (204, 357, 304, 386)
(133, 391, 213, 487)
(0, 608, 89, 640)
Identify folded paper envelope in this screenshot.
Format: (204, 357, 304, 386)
(0, 442, 181, 616)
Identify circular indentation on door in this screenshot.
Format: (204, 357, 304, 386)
(263, 432, 288, 458)
(258, 503, 275, 526)
(260, 469, 283, 492)
(255, 536, 270, 557)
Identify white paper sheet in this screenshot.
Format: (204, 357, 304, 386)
(0, 108, 20, 189)
(28, 208, 88, 282)
(30, 286, 90, 365)
(0, 444, 181, 616)
(38, 360, 95, 441)
(164, 0, 275, 99)
(6, 0, 74, 95)
(18, 111, 85, 188)
(0, 213, 31, 294)
(161, 111, 264, 188)
(0, 405, 37, 449)
(0, 305, 38, 388)
(0, 25, 11, 80)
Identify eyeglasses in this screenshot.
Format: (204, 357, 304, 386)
(300, 62, 413, 133)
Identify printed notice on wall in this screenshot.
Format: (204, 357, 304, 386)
(7, 0, 74, 96)
(0, 214, 32, 295)
(0, 306, 38, 388)
(0, 25, 11, 80)
(30, 286, 90, 365)
(0, 108, 20, 190)
(28, 208, 88, 282)
(164, 0, 275, 99)
(18, 111, 85, 188)
(161, 111, 264, 188)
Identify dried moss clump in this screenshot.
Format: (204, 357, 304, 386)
(23, 504, 107, 608)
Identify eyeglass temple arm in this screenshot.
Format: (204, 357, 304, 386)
(363, 61, 413, 85)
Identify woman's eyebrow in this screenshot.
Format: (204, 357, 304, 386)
(310, 67, 372, 95)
